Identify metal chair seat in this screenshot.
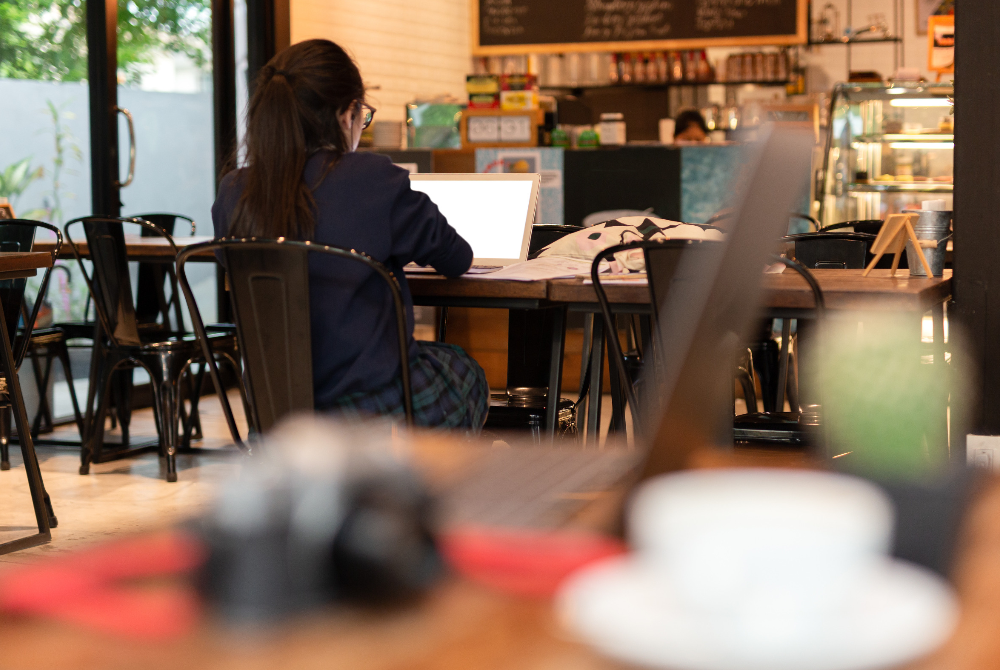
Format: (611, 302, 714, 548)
(129, 330, 236, 350)
(27, 328, 66, 347)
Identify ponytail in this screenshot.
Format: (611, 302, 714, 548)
(228, 40, 365, 240)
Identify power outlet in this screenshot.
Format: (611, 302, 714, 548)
(967, 434, 1000, 472)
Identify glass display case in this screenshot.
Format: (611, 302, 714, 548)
(818, 82, 954, 226)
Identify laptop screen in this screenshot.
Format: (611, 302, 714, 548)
(409, 174, 540, 264)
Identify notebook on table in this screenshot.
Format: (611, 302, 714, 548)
(407, 173, 541, 272)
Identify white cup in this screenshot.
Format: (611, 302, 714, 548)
(629, 469, 894, 622)
(659, 118, 676, 144)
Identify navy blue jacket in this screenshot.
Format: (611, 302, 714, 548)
(212, 151, 473, 407)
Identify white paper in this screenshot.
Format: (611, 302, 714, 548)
(583, 273, 648, 285)
(476, 257, 596, 282)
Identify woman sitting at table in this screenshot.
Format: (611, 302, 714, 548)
(212, 39, 488, 431)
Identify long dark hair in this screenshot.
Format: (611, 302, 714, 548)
(228, 39, 365, 239)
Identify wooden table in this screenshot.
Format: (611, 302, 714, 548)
(548, 268, 954, 315)
(0, 437, 994, 670)
(548, 268, 953, 437)
(0, 252, 56, 554)
(35, 235, 217, 262)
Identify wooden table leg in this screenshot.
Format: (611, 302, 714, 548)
(545, 307, 567, 437)
(776, 318, 792, 412)
(0, 302, 52, 554)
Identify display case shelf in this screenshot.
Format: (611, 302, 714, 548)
(854, 134, 954, 143)
(849, 183, 954, 193)
(808, 37, 902, 45)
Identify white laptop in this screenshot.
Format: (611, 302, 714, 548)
(408, 173, 541, 269)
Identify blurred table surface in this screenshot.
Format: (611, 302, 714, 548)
(0, 251, 53, 278)
(34, 243, 952, 314)
(35, 235, 216, 261)
(549, 268, 953, 313)
(0, 439, 995, 670)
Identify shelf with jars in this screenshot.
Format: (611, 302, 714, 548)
(818, 82, 954, 225)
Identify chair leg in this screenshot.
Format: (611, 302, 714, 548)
(144, 353, 188, 483)
(736, 348, 758, 414)
(217, 351, 253, 432)
(110, 369, 133, 446)
(0, 404, 10, 471)
(81, 356, 121, 475)
(182, 363, 205, 444)
(30, 351, 58, 438)
(56, 343, 86, 438)
(156, 376, 181, 483)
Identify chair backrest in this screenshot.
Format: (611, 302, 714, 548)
(820, 219, 884, 236)
(176, 238, 413, 442)
(591, 239, 718, 435)
(65, 217, 180, 347)
(0, 224, 36, 350)
(225, 244, 314, 432)
(129, 213, 193, 328)
(0, 219, 62, 367)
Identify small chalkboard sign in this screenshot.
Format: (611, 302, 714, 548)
(474, 0, 808, 55)
(0, 198, 14, 220)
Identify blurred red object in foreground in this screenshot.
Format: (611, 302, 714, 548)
(440, 527, 626, 597)
(0, 530, 205, 640)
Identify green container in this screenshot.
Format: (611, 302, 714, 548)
(577, 128, 599, 149)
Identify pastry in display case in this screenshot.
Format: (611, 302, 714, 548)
(818, 82, 954, 226)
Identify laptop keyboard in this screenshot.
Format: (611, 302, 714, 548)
(440, 447, 642, 529)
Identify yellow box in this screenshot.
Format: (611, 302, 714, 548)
(500, 90, 539, 111)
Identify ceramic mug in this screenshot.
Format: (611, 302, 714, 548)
(628, 469, 894, 619)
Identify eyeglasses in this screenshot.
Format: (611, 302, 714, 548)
(358, 102, 376, 129)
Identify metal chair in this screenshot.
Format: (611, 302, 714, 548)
(177, 238, 414, 446)
(126, 213, 218, 445)
(590, 240, 825, 445)
(0, 220, 74, 469)
(590, 239, 721, 439)
(731, 256, 826, 446)
(18, 297, 86, 439)
(65, 217, 243, 482)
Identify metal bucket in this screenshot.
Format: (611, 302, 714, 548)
(904, 210, 951, 277)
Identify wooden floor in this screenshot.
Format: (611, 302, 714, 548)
(0, 389, 633, 564)
(0, 392, 249, 564)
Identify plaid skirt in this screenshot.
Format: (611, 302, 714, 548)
(325, 341, 489, 431)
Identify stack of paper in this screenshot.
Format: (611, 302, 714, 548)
(473, 257, 596, 282)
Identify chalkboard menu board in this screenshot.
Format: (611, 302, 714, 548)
(474, 0, 808, 54)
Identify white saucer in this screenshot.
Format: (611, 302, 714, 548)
(557, 556, 958, 670)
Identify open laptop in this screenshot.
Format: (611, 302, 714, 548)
(408, 173, 541, 270)
(441, 125, 815, 530)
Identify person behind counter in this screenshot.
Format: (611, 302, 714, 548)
(212, 39, 488, 431)
(673, 109, 710, 143)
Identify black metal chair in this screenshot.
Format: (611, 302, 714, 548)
(18, 297, 86, 439)
(65, 217, 243, 482)
(590, 240, 826, 445)
(0, 220, 66, 469)
(125, 213, 217, 445)
(731, 256, 826, 446)
(590, 239, 721, 439)
(176, 238, 414, 446)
